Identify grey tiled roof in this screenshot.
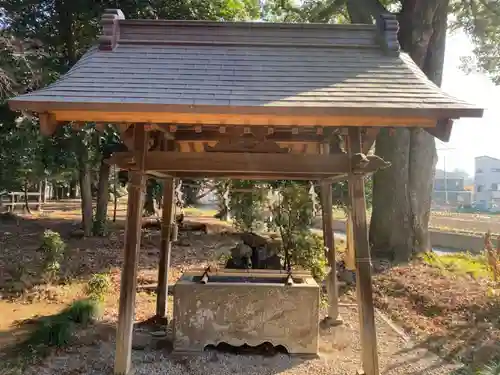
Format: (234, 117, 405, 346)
(9, 19, 482, 118)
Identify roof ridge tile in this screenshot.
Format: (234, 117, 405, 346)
(375, 14, 400, 56)
(98, 9, 125, 51)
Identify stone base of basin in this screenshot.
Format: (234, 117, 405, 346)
(173, 269, 320, 355)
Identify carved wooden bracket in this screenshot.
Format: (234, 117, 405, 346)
(351, 153, 391, 174)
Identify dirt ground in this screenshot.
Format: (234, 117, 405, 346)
(17, 304, 461, 375)
(0, 201, 496, 374)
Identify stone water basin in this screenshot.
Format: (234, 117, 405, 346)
(173, 269, 319, 356)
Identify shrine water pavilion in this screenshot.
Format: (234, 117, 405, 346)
(9, 9, 483, 375)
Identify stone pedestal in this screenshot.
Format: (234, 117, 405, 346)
(173, 269, 319, 355)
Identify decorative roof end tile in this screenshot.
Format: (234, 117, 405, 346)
(376, 13, 400, 56)
(98, 9, 125, 51)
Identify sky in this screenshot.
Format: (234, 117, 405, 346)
(437, 30, 500, 176)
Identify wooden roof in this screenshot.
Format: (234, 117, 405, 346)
(8, 10, 482, 133)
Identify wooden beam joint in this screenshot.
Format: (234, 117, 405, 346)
(39, 112, 58, 136)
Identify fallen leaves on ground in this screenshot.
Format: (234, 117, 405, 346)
(373, 261, 500, 367)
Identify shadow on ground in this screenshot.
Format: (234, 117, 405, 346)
(1, 311, 306, 375)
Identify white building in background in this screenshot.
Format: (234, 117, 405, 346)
(432, 169, 471, 208)
(474, 156, 500, 211)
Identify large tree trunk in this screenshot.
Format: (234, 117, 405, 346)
(94, 157, 111, 236)
(370, 0, 447, 261)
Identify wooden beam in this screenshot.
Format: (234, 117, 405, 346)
(53, 110, 439, 128)
(347, 127, 379, 375)
(320, 143, 342, 327)
(39, 113, 58, 136)
(114, 126, 149, 375)
(156, 177, 175, 318)
(108, 151, 386, 176)
(425, 119, 453, 142)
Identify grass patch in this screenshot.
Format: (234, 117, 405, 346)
(456, 361, 500, 375)
(60, 298, 101, 325)
(27, 298, 99, 348)
(422, 251, 492, 279)
(1, 299, 101, 374)
(184, 206, 218, 217)
(477, 361, 500, 375)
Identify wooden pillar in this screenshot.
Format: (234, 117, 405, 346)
(345, 209, 356, 271)
(320, 142, 342, 325)
(156, 177, 175, 317)
(114, 126, 149, 375)
(347, 127, 379, 375)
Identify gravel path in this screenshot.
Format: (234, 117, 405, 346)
(25, 305, 463, 375)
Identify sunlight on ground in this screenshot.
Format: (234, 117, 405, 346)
(422, 251, 492, 279)
(183, 206, 218, 217)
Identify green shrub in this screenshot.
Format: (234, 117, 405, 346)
(62, 299, 100, 325)
(92, 218, 107, 236)
(456, 361, 500, 375)
(23, 299, 100, 353)
(40, 230, 66, 256)
(84, 273, 111, 302)
(40, 230, 65, 282)
(29, 315, 74, 348)
(478, 361, 500, 375)
(230, 180, 268, 232)
(267, 182, 315, 271)
(290, 233, 327, 281)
